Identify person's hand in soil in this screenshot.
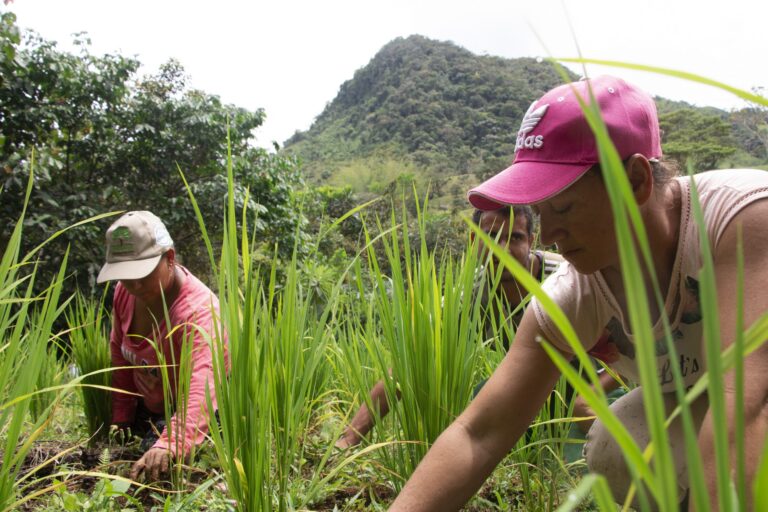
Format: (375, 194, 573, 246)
(572, 397, 596, 435)
(130, 447, 170, 481)
(334, 432, 359, 451)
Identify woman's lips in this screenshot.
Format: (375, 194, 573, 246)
(561, 248, 581, 259)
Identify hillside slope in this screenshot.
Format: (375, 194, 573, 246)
(285, 35, 767, 205)
(285, 35, 575, 183)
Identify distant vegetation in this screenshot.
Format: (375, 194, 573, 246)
(286, 36, 572, 177)
(2, 17, 767, 297)
(284, 35, 575, 213)
(285, 35, 768, 213)
(0, 12, 308, 298)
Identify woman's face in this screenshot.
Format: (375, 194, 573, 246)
(532, 169, 617, 274)
(120, 255, 174, 303)
(477, 209, 532, 280)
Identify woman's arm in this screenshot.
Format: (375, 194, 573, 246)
(389, 309, 563, 511)
(152, 303, 221, 455)
(700, 198, 768, 510)
(109, 292, 139, 426)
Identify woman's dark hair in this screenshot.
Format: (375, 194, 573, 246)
(472, 205, 534, 239)
(649, 158, 680, 187)
(590, 156, 680, 188)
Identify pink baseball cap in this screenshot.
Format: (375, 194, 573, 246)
(467, 75, 662, 208)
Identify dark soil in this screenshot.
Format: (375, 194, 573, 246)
(311, 483, 395, 510)
(16, 440, 146, 510)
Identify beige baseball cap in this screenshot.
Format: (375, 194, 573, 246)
(96, 211, 174, 283)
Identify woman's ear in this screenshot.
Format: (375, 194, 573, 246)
(165, 248, 176, 267)
(625, 154, 653, 205)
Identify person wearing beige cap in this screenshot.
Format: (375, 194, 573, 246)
(98, 211, 227, 481)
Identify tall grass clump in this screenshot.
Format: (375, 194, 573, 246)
(182, 137, 337, 511)
(347, 196, 488, 487)
(474, 65, 768, 511)
(66, 291, 112, 440)
(29, 338, 69, 423)
(0, 172, 70, 512)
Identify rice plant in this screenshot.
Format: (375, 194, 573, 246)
(66, 291, 112, 440)
(29, 341, 69, 423)
(0, 170, 70, 511)
(349, 197, 488, 488)
(184, 134, 338, 511)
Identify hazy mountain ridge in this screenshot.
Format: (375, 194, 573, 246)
(285, 35, 767, 195)
(285, 35, 576, 180)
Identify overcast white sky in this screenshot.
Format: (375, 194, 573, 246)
(8, 0, 768, 149)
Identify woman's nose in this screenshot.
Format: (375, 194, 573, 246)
(538, 212, 566, 247)
(121, 279, 140, 292)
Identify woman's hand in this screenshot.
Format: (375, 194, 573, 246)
(572, 397, 596, 435)
(130, 447, 171, 481)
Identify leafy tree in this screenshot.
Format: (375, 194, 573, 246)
(0, 14, 306, 296)
(299, 184, 362, 269)
(0, 18, 139, 288)
(659, 108, 738, 172)
(730, 87, 768, 161)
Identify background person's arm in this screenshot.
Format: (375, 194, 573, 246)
(572, 369, 623, 434)
(151, 305, 220, 456)
(699, 198, 768, 510)
(337, 377, 401, 449)
(389, 309, 562, 511)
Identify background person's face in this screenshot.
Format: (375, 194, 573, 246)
(119, 257, 172, 303)
(477, 210, 532, 280)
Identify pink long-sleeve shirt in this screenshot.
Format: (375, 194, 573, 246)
(109, 266, 227, 455)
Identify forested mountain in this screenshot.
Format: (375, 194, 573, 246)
(285, 35, 767, 202)
(285, 35, 576, 184)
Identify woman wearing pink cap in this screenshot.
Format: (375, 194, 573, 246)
(97, 211, 227, 481)
(390, 76, 768, 510)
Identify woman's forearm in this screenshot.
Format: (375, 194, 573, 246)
(389, 419, 503, 511)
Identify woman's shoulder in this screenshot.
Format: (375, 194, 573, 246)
(173, 266, 219, 317)
(681, 169, 768, 246)
(531, 262, 608, 354)
(684, 169, 768, 196)
(539, 261, 591, 298)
